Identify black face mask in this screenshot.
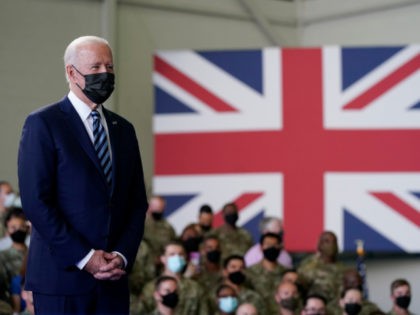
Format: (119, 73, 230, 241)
(344, 303, 362, 315)
(73, 65, 115, 104)
(224, 213, 238, 227)
(280, 297, 299, 311)
(263, 247, 281, 262)
(200, 224, 212, 232)
(161, 291, 179, 309)
(151, 212, 163, 221)
(183, 237, 202, 253)
(206, 249, 221, 263)
(396, 295, 411, 309)
(278, 231, 284, 243)
(228, 271, 246, 285)
(10, 230, 27, 244)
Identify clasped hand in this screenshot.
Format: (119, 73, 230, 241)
(84, 250, 126, 281)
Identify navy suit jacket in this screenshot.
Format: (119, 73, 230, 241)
(18, 96, 148, 295)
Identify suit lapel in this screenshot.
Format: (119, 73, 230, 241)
(59, 97, 108, 186)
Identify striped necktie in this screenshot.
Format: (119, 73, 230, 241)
(91, 110, 112, 186)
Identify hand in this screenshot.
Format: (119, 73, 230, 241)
(94, 252, 126, 281)
(83, 250, 109, 275)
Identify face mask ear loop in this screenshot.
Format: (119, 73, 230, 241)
(71, 65, 85, 91)
(72, 65, 84, 76)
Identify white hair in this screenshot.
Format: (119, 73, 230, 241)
(259, 216, 282, 233)
(63, 35, 110, 81)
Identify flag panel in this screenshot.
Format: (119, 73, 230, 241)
(153, 46, 420, 252)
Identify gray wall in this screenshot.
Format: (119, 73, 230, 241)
(0, 0, 419, 312)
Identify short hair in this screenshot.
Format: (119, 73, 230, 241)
(181, 223, 201, 237)
(216, 284, 236, 297)
(303, 293, 327, 307)
(281, 268, 297, 277)
(149, 195, 166, 205)
(259, 232, 282, 245)
(199, 204, 213, 214)
(222, 202, 238, 213)
(0, 181, 11, 193)
(4, 207, 26, 228)
(340, 287, 362, 299)
(390, 279, 410, 294)
(63, 36, 111, 81)
(258, 216, 282, 233)
(203, 234, 219, 243)
(223, 254, 244, 268)
(161, 240, 185, 255)
(155, 275, 177, 291)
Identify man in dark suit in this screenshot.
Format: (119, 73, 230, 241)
(17, 35, 148, 314)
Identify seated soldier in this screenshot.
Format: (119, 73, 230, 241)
(210, 203, 253, 260)
(197, 204, 214, 235)
(274, 281, 301, 315)
(236, 302, 259, 315)
(339, 287, 363, 315)
(244, 216, 292, 268)
(132, 241, 209, 315)
(195, 235, 223, 289)
(215, 284, 239, 315)
(327, 268, 382, 315)
(301, 294, 327, 315)
(387, 279, 414, 315)
(219, 255, 267, 315)
(246, 233, 287, 314)
(147, 275, 179, 315)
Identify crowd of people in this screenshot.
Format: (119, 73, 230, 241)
(0, 183, 415, 315)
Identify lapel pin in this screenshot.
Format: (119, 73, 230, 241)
(112, 121, 117, 125)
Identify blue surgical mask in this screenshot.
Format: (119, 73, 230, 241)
(3, 193, 16, 208)
(167, 255, 186, 273)
(218, 296, 238, 313)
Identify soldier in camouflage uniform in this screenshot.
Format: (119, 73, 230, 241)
(143, 196, 177, 273)
(194, 235, 223, 290)
(0, 181, 14, 239)
(246, 233, 287, 315)
(0, 208, 28, 287)
(301, 294, 327, 315)
(0, 262, 10, 308)
(131, 241, 209, 315)
(212, 255, 267, 315)
(297, 231, 345, 304)
(387, 279, 415, 315)
(146, 275, 179, 315)
(129, 239, 157, 296)
(0, 300, 12, 315)
(327, 268, 382, 315)
(210, 203, 253, 260)
(274, 281, 301, 315)
(236, 303, 259, 315)
(337, 287, 363, 315)
(214, 284, 239, 315)
(197, 205, 214, 236)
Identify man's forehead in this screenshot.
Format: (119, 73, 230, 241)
(395, 285, 410, 292)
(227, 259, 244, 268)
(76, 44, 112, 61)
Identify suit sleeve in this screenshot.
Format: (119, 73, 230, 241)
(111, 123, 148, 271)
(18, 113, 91, 268)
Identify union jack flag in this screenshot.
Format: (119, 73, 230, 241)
(153, 46, 420, 253)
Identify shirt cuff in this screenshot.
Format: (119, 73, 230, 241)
(112, 251, 127, 269)
(76, 249, 95, 270)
